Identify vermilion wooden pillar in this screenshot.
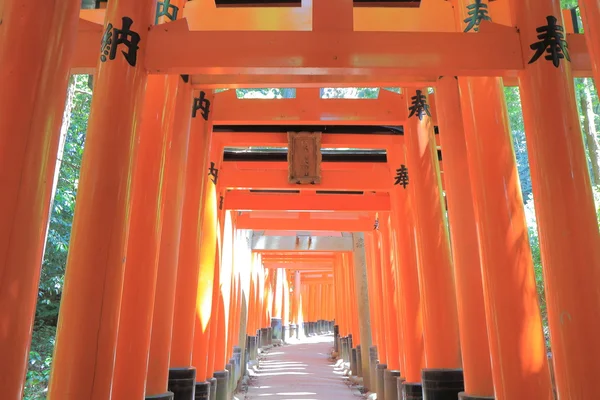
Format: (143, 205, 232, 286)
(293, 270, 302, 328)
(282, 271, 291, 335)
(257, 260, 266, 331)
(247, 260, 258, 336)
(513, 1, 600, 396)
(191, 144, 220, 382)
(0, 0, 79, 397)
(206, 246, 221, 378)
(435, 75, 494, 397)
(146, 79, 193, 396)
(404, 87, 461, 370)
(48, 0, 156, 397)
(333, 257, 347, 337)
(369, 231, 387, 364)
(316, 282, 323, 326)
(214, 210, 234, 370)
(459, 77, 552, 398)
(387, 145, 424, 384)
(344, 253, 360, 344)
(112, 72, 180, 399)
(364, 234, 380, 350)
(273, 269, 284, 320)
(376, 217, 401, 371)
(386, 213, 406, 374)
(170, 90, 215, 376)
(265, 269, 274, 328)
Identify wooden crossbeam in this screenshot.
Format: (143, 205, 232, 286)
(220, 162, 391, 191)
(188, 74, 439, 89)
(213, 88, 406, 125)
(225, 192, 390, 212)
(236, 213, 374, 231)
(71, 19, 592, 78)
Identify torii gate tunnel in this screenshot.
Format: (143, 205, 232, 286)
(1, 0, 600, 399)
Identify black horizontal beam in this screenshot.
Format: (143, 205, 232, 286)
(223, 151, 387, 162)
(214, 125, 403, 135)
(354, 0, 420, 6)
(215, 125, 440, 135)
(215, 0, 300, 6)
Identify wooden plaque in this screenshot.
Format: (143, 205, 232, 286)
(287, 132, 322, 184)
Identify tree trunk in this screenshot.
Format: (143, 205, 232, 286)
(580, 78, 600, 186)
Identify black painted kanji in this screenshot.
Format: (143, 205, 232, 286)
(408, 90, 431, 121)
(156, 0, 179, 24)
(100, 17, 140, 67)
(219, 195, 224, 210)
(208, 162, 219, 185)
(528, 15, 570, 68)
(394, 165, 409, 188)
(464, 0, 492, 32)
(192, 91, 211, 120)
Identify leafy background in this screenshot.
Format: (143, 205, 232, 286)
(25, 1, 600, 397)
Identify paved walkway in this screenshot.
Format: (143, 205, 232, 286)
(242, 335, 362, 400)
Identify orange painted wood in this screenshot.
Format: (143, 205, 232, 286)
(514, 1, 600, 397)
(212, 88, 406, 125)
(170, 91, 215, 373)
(146, 79, 193, 395)
(0, 0, 79, 396)
(459, 74, 552, 399)
(434, 75, 493, 396)
(387, 147, 424, 383)
(226, 193, 391, 213)
(47, 0, 155, 396)
(220, 165, 390, 192)
(404, 87, 461, 369)
(112, 73, 179, 400)
(376, 218, 400, 369)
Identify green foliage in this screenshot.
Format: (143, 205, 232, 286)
(25, 75, 92, 399)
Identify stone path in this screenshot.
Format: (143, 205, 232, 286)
(242, 335, 363, 400)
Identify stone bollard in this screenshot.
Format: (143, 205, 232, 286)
(369, 346, 378, 393)
(351, 348, 358, 376)
(271, 317, 282, 341)
(376, 363, 387, 400)
(233, 346, 242, 381)
(209, 377, 217, 400)
(193, 381, 210, 400)
(213, 370, 230, 400)
(422, 369, 464, 400)
(397, 376, 406, 399)
(340, 337, 349, 363)
(146, 393, 174, 400)
(167, 367, 196, 400)
(267, 327, 273, 345)
(282, 324, 290, 342)
(347, 334, 353, 353)
(402, 382, 423, 400)
(333, 325, 340, 352)
(384, 369, 401, 400)
(356, 345, 363, 377)
(246, 336, 257, 361)
(458, 393, 495, 400)
(260, 328, 269, 348)
(227, 359, 236, 393)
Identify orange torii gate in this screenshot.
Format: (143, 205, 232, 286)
(2, 0, 600, 400)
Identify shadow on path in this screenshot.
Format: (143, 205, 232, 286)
(242, 334, 362, 400)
